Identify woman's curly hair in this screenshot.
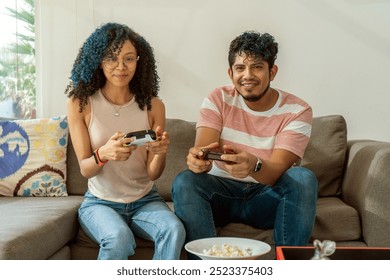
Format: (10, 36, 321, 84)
(65, 22, 160, 112)
(228, 31, 278, 70)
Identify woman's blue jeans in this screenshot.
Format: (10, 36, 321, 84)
(78, 186, 186, 260)
(172, 167, 318, 259)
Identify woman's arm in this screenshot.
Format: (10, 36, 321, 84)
(145, 97, 169, 180)
(66, 97, 103, 178)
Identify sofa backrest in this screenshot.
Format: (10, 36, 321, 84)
(66, 115, 348, 199)
(155, 119, 196, 200)
(66, 136, 88, 195)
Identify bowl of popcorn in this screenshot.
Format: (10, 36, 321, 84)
(184, 237, 271, 260)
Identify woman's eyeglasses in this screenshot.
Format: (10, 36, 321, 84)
(102, 56, 139, 70)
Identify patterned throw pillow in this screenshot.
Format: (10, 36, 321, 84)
(0, 116, 69, 197)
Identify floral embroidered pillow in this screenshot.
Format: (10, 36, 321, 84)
(0, 116, 68, 197)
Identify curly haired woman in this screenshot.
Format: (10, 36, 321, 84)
(65, 22, 185, 260)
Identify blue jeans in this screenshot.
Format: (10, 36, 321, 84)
(172, 167, 318, 259)
(78, 186, 186, 260)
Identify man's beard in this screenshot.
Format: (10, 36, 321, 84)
(241, 82, 271, 102)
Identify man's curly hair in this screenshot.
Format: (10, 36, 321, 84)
(228, 31, 278, 70)
(65, 22, 160, 112)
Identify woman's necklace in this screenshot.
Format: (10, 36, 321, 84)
(101, 88, 124, 117)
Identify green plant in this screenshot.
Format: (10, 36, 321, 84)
(0, 0, 35, 119)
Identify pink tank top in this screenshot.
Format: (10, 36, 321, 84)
(87, 89, 153, 203)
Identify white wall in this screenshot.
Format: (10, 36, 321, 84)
(36, 0, 390, 142)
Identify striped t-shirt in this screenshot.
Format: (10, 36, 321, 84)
(196, 84, 312, 182)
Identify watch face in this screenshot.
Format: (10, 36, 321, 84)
(254, 158, 262, 172)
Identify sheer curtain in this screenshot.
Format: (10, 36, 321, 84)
(0, 0, 35, 119)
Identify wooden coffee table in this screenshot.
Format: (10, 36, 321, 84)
(276, 246, 390, 260)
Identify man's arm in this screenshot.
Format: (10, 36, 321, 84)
(190, 126, 299, 185)
(185, 127, 221, 173)
(219, 146, 299, 186)
(194, 127, 220, 147)
(249, 148, 299, 186)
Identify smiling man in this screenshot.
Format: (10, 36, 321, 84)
(172, 31, 318, 259)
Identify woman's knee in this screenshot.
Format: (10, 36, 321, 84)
(167, 218, 186, 240)
(101, 225, 135, 251)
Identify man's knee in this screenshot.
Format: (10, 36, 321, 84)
(287, 167, 317, 187)
(297, 167, 318, 197)
(277, 167, 318, 203)
(172, 170, 191, 190)
(172, 170, 202, 200)
(290, 167, 318, 206)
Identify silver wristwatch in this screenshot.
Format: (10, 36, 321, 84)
(253, 157, 262, 172)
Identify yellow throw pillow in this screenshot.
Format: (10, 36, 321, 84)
(0, 116, 68, 196)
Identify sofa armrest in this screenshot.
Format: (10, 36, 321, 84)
(342, 140, 390, 246)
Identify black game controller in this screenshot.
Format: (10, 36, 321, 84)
(201, 148, 234, 163)
(123, 130, 157, 146)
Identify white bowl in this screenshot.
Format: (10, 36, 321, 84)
(185, 237, 271, 260)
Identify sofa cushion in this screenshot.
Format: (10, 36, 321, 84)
(0, 196, 83, 259)
(300, 115, 347, 197)
(48, 246, 71, 259)
(218, 197, 361, 246)
(0, 116, 69, 197)
(72, 227, 155, 259)
(311, 197, 361, 241)
(155, 118, 196, 201)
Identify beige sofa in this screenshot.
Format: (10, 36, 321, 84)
(1, 115, 390, 259)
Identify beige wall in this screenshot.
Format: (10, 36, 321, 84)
(36, 0, 390, 141)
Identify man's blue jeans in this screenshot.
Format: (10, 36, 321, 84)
(172, 167, 318, 259)
(78, 186, 186, 260)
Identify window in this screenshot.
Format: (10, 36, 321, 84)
(0, 0, 35, 119)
